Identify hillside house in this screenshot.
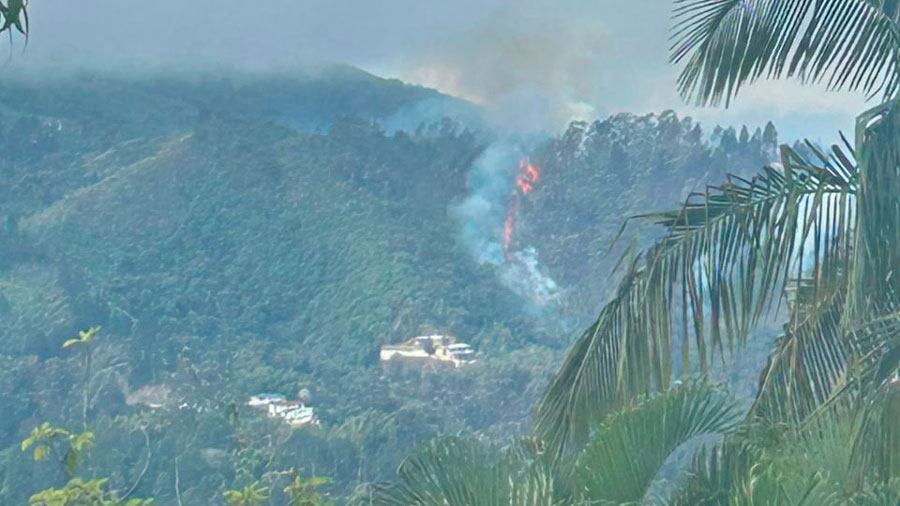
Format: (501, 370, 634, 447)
(247, 393, 319, 427)
(445, 343, 476, 364)
(380, 334, 477, 369)
(267, 401, 319, 427)
(247, 393, 286, 407)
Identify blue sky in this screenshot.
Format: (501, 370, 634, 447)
(22, 0, 871, 144)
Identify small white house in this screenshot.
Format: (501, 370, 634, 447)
(276, 403, 318, 427)
(445, 343, 477, 365)
(379, 344, 430, 362)
(267, 400, 319, 427)
(247, 393, 286, 407)
(248, 393, 319, 428)
(380, 335, 477, 368)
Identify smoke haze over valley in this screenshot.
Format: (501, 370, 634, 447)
(22, 0, 868, 141)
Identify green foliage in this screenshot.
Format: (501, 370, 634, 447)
(22, 423, 73, 462)
(0, 75, 780, 504)
(846, 479, 900, 506)
(0, 0, 28, 44)
(283, 470, 333, 506)
(527, 2, 900, 504)
(62, 433, 94, 477)
(669, 421, 835, 506)
(848, 380, 900, 488)
(223, 481, 270, 506)
(0, 51, 823, 506)
(62, 326, 101, 350)
(63, 325, 101, 431)
(352, 436, 558, 506)
(526, 112, 777, 324)
(667, 415, 900, 506)
(28, 477, 153, 506)
(0, 71, 556, 503)
(670, 0, 900, 106)
(571, 382, 739, 504)
(534, 142, 856, 454)
(21, 423, 94, 476)
(361, 382, 739, 506)
(532, 9, 900, 502)
(22, 422, 153, 506)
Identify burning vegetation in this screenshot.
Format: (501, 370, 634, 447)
(503, 159, 540, 261)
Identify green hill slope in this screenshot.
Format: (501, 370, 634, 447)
(0, 72, 783, 504)
(0, 72, 546, 504)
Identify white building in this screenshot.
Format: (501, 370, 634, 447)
(445, 343, 477, 365)
(269, 402, 318, 427)
(380, 335, 477, 368)
(247, 393, 286, 407)
(247, 393, 319, 428)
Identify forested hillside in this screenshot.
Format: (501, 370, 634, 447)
(0, 69, 779, 504)
(522, 112, 778, 322)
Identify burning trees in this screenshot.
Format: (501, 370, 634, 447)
(503, 159, 540, 261)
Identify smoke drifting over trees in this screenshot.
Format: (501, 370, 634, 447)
(21, 0, 863, 141)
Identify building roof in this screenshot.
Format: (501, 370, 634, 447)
(381, 344, 422, 351)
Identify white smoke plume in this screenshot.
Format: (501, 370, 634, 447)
(402, 4, 609, 131)
(409, 5, 610, 309)
(450, 141, 561, 307)
(450, 143, 519, 265)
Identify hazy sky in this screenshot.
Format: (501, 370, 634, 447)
(21, 0, 871, 143)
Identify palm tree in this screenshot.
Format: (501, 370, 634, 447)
(535, 0, 900, 491)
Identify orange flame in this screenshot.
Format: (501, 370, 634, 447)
(503, 159, 540, 262)
(516, 160, 540, 194)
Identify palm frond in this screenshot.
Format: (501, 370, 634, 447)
(848, 381, 900, 488)
(752, 104, 900, 427)
(851, 309, 900, 388)
(750, 285, 851, 425)
(848, 356, 900, 488)
(845, 478, 900, 505)
(671, 0, 900, 106)
(850, 99, 900, 317)
(351, 436, 560, 506)
(668, 439, 762, 506)
(670, 421, 850, 506)
(534, 144, 856, 455)
(570, 381, 740, 505)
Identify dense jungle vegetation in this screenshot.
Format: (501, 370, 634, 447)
(360, 0, 900, 505)
(5, 0, 900, 504)
(0, 67, 779, 504)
